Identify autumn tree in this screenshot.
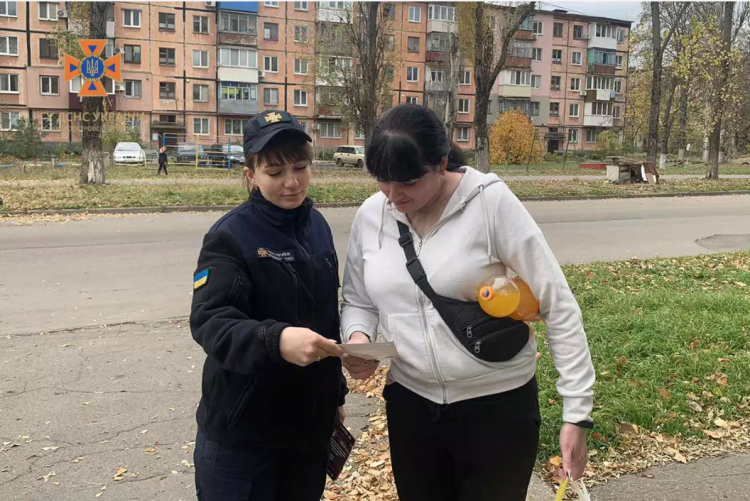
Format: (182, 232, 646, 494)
(459, 2, 535, 173)
(315, 2, 394, 156)
(489, 108, 543, 164)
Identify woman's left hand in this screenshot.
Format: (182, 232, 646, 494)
(559, 423, 588, 480)
(338, 405, 346, 424)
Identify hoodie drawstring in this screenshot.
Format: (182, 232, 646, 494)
(377, 197, 386, 249)
(479, 185, 492, 264)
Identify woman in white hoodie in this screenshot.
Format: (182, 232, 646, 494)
(341, 104, 596, 501)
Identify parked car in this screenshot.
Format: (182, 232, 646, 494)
(223, 144, 245, 166)
(175, 144, 209, 165)
(333, 145, 365, 168)
(203, 144, 245, 167)
(113, 142, 145, 164)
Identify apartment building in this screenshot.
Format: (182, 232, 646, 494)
(1, 1, 629, 154)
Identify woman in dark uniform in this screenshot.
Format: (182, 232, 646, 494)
(190, 110, 348, 501)
(158, 146, 168, 175)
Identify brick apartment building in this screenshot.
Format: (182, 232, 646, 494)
(0, 1, 630, 154)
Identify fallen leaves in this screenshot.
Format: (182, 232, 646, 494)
(113, 467, 127, 481)
(38, 471, 56, 482)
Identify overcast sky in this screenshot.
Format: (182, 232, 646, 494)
(538, 1, 643, 23)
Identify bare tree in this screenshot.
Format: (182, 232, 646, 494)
(443, 31, 462, 140)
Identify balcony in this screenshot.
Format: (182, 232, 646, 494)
(505, 56, 531, 69)
(427, 19, 457, 34)
(426, 50, 446, 63)
(318, 6, 351, 24)
(218, 67, 259, 84)
(218, 32, 258, 47)
(583, 114, 614, 127)
(515, 30, 534, 41)
(151, 116, 186, 130)
(218, 99, 258, 115)
(497, 85, 532, 99)
(546, 132, 565, 141)
(316, 105, 343, 118)
(588, 34, 618, 51)
(426, 80, 448, 92)
(588, 64, 616, 75)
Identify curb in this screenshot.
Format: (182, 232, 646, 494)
(2, 191, 750, 217)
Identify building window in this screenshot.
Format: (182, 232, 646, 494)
(159, 48, 176, 66)
(573, 25, 584, 39)
(570, 77, 580, 91)
(591, 102, 614, 115)
(407, 67, 419, 82)
(38, 2, 57, 21)
(159, 12, 175, 31)
(41, 112, 60, 132)
(530, 74, 541, 89)
(40, 76, 59, 95)
(614, 105, 621, 118)
(264, 1, 279, 6)
(124, 45, 141, 63)
(124, 80, 142, 98)
(320, 122, 342, 139)
(550, 75, 561, 90)
(1, 111, 20, 131)
(264, 56, 278, 72)
(383, 3, 396, 20)
(294, 26, 308, 43)
(124, 117, 141, 134)
(294, 2, 309, 11)
(457, 126, 470, 142)
(569, 103, 580, 117)
(193, 50, 209, 68)
(264, 87, 279, 105)
(593, 50, 616, 66)
(384, 65, 394, 81)
(531, 48, 541, 62)
(294, 58, 308, 75)
(194, 15, 209, 34)
(220, 82, 256, 101)
(225, 119, 244, 136)
(219, 12, 255, 34)
(0, 73, 19, 93)
(586, 76, 614, 90)
(322, 1, 349, 10)
(586, 129, 597, 143)
(617, 29, 626, 43)
(568, 129, 578, 143)
(531, 20, 542, 35)
(552, 49, 562, 63)
(550, 102, 560, 116)
(264, 23, 279, 41)
(354, 126, 365, 139)
(430, 69, 445, 82)
(194, 118, 209, 135)
(0, 1, 18, 17)
(193, 84, 209, 102)
(572, 51, 582, 65)
(616, 55, 624, 68)
(615, 79, 622, 94)
(405, 96, 418, 104)
(428, 4, 455, 21)
(159, 82, 176, 99)
(458, 98, 470, 114)
(529, 101, 540, 116)
(553, 22, 563, 38)
(123, 9, 141, 28)
(407, 36, 420, 53)
(511, 70, 530, 86)
(219, 48, 257, 68)
(294, 89, 308, 106)
(39, 38, 58, 59)
(409, 6, 421, 23)
(459, 70, 471, 85)
(595, 24, 615, 38)
(0, 35, 19, 56)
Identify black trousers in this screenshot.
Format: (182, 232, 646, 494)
(194, 429, 328, 501)
(384, 378, 541, 501)
(158, 163, 168, 175)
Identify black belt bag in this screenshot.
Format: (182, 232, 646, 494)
(397, 221, 530, 362)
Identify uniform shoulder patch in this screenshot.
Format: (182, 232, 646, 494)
(193, 269, 209, 290)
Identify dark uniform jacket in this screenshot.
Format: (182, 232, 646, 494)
(190, 189, 347, 449)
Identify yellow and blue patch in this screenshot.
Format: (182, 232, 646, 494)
(193, 269, 209, 290)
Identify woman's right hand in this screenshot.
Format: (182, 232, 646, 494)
(343, 332, 379, 380)
(279, 327, 344, 367)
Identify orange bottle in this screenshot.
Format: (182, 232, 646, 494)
(478, 276, 540, 321)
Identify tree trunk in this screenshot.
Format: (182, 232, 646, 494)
(79, 2, 110, 185)
(360, 1, 379, 170)
(647, 2, 662, 168)
(707, 1, 734, 180)
(475, 98, 490, 171)
(678, 81, 688, 160)
(473, 2, 490, 172)
(443, 31, 461, 142)
(662, 78, 677, 155)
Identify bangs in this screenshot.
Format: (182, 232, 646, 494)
(366, 131, 430, 183)
(254, 132, 312, 169)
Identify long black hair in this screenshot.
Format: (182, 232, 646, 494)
(366, 104, 466, 183)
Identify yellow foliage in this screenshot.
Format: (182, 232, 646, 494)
(489, 109, 544, 164)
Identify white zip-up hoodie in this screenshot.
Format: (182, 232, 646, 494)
(340, 166, 595, 424)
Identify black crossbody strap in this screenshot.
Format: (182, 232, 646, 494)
(396, 221, 440, 301)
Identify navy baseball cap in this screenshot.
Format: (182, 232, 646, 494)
(243, 110, 312, 157)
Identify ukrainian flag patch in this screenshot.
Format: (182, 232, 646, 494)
(194, 269, 209, 290)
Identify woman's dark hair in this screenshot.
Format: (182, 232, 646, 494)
(366, 103, 466, 183)
(244, 132, 312, 193)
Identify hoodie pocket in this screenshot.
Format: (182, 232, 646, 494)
(387, 313, 439, 385)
